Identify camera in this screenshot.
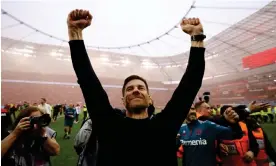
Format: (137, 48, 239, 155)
(29, 114, 51, 128)
(203, 92, 211, 103)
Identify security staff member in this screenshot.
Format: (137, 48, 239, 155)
(219, 105, 260, 166)
(247, 118, 276, 166)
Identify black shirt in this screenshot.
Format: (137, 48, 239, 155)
(69, 40, 205, 166)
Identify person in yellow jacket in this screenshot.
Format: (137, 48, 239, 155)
(82, 105, 88, 121)
(260, 110, 268, 123)
(249, 101, 270, 124)
(266, 106, 274, 123)
(212, 108, 217, 116)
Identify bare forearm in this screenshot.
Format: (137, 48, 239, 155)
(68, 29, 83, 40)
(43, 138, 60, 156)
(191, 41, 204, 48)
(1, 133, 18, 157)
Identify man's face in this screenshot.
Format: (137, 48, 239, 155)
(40, 99, 45, 104)
(69, 104, 74, 108)
(187, 106, 197, 122)
(200, 102, 212, 117)
(122, 79, 150, 113)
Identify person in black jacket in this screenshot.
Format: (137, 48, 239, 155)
(67, 9, 206, 166)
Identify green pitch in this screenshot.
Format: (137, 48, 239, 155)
(49, 114, 276, 166)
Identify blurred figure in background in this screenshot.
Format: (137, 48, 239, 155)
(64, 104, 76, 139)
(38, 98, 52, 117)
(53, 105, 62, 122)
(248, 101, 270, 124)
(266, 106, 274, 124)
(9, 104, 17, 121)
(61, 104, 66, 116)
(75, 104, 81, 123)
(82, 105, 88, 121)
(23, 102, 29, 109)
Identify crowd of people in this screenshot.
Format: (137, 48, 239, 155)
(1, 99, 276, 166)
(1, 9, 276, 166)
(176, 101, 276, 166)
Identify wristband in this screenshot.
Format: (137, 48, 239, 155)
(191, 33, 206, 41)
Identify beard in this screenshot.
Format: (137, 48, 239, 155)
(126, 98, 149, 114)
(187, 112, 197, 122)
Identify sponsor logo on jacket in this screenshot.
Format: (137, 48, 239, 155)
(180, 138, 207, 146)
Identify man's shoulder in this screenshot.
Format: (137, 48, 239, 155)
(198, 116, 214, 121)
(197, 120, 216, 129)
(201, 120, 220, 131)
(178, 124, 187, 132)
(202, 120, 216, 125)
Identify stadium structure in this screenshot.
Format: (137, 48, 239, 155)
(1, 1, 276, 108)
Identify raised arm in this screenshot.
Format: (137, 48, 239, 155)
(67, 9, 113, 119)
(160, 18, 205, 133)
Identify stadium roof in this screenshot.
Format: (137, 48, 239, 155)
(1, 0, 276, 83)
(1, 0, 272, 56)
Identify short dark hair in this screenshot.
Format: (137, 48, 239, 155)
(195, 101, 206, 110)
(122, 75, 149, 96)
(220, 105, 232, 115)
(41, 98, 46, 102)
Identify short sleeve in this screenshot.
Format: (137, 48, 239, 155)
(46, 127, 57, 138)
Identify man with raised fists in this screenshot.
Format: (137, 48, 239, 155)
(68, 9, 206, 166)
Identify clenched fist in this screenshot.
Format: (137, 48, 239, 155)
(243, 151, 254, 163)
(224, 107, 239, 124)
(67, 9, 92, 30)
(180, 18, 203, 36)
